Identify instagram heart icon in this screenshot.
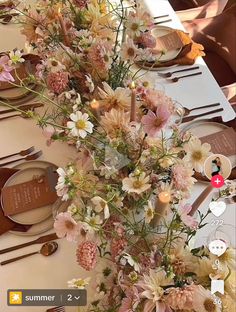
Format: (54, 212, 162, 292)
(209, 201, 226, 217)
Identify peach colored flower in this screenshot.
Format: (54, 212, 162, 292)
(172, 161, 196, 196)
(165, 285, 197, 310)
(100, 108, 130, 139)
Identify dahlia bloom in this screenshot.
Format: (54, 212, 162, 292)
(46, 71, 69, 94)
(76, 241, 98, 271)
(165, 285, 197, 310)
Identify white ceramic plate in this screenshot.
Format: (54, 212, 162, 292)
(0, 86, 33, 100)
(1, 167, 54, 225)
(182, 120, 236, 168)
(9, 199, 69, 236)
(151, 26, 182, 62)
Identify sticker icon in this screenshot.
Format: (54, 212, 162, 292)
(209, 201, 226, 217)
(211, 280, 224, 295)
(211, 174, 225, 188)
(209, 240, 227, 257)
(9, 291, 22, 305)
(204, 154, 232, 181)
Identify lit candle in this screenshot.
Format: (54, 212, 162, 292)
(57, 7, 70, 47)
(130, 81, 136, 122)
(90, 99, 100, 120)
(151, 191, 171, 228)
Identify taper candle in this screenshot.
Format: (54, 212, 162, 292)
(90, 99, 100, 120)
(130, 81, 136, 122)
(57, 7, 70, 47)
(151, 191, 171, 228)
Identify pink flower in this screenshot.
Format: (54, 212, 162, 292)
(111, 238, 127, 261)
(87, 41, 112, 77)
(141, 105, 171, 137)
(103, 215, 121, 239)
(42, 125, 56, 146)
(137, 32, 156, 48)
(76, 241, 98, 271)
(0, 55, 14, 82)
(178, 203, 199, 229)
(54, 212, 80, 242)
(46, 71, 69, 94)
(143, 300, 172, 312)
(172, 162, 196, 196)
(119, 286, 140, 312)
(73, 0, 88, 8)
(142, 89, 174, 111)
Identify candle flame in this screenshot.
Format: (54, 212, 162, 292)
(90, 99, 100, 109)
(130, 81, 136, 89)
(158, 191, 171, 204)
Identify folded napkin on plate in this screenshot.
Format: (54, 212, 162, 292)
(137, 30, 205, 68)
(0, 168, 31, 235)
(0, 54, 41, 91)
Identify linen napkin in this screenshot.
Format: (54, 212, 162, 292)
(0, 54, 40, 90)
(137, 30, 205, 68)
(0, 168, 31, 235)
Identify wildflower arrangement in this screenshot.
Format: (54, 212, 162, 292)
(1, 0, 236, 311)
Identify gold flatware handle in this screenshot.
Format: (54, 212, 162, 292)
(1, 251, 39, 265)
(0, 150, 42, 167)
(182, 107, 224, 123)
(0, 103, 44, 115)
(0, 233, 58, 254)
(154, 19, 172, 25)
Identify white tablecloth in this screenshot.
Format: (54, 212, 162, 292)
(0, 1, 235, 311)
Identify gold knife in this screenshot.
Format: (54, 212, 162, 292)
(181, 107, 224, 124)
(0, 233, 59, 254)
(0, 103, 44, 115)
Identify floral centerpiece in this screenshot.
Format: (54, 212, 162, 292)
(0, 0, 235, 311)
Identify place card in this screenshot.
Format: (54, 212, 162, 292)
(200, 127, 236, 156)
(2, 167, 58, 216)
(154, 31, 185, 52)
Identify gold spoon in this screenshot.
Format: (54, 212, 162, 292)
(0, 242, 58, 265)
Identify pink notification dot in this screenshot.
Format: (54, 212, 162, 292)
(211, 175, 225, 188)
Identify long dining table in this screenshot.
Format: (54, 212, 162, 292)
(0, 0, 235, 311)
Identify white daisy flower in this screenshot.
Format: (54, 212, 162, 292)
(68, 277, 90, 289)
(85, 74, 94, 93)
(126, 15, 146, 38)
(45, 58, 66, 73)
(67, 111, 94, 139)
(8, 50, 25, 65)
(91, 196, 110, 219)
(183, 137, 211, 172)
(144, 200, 155, 223)
(122, 172, 151, 194)
(121, 253, 141, 272)
(120, 39, 139, 63)
(55, 168, 69, 201)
